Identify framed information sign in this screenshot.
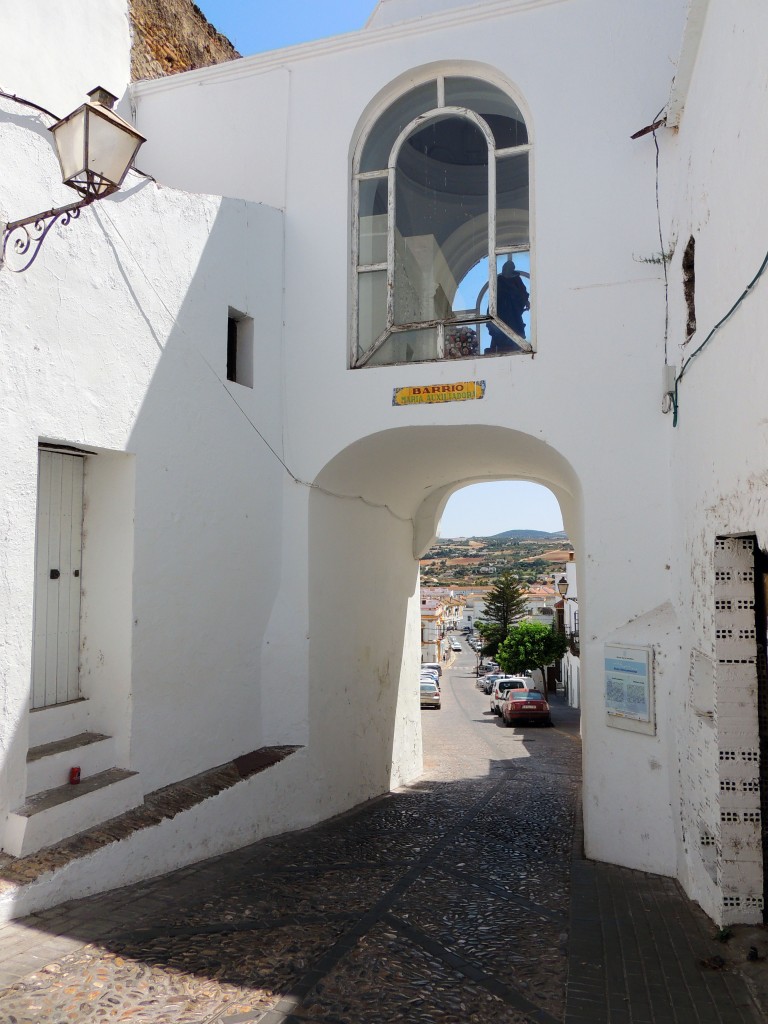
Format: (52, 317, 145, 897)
(604, 644, 655, 735)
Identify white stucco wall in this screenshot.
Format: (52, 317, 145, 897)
(132, 0, 688, 882)
(0, 0, 131, 115)
(7, 0, 767, 927)
(0, 87, 286, 826)
(661, 0, 768, 925)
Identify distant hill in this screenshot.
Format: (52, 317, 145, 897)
(488, 529, 568, 540)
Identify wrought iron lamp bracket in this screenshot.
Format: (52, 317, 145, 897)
(1, 194, 100, 273)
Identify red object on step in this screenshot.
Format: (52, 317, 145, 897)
(69, 766, 81, 784)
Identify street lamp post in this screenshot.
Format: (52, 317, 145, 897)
(557, 575, 575, 697)
(2, 87, 145, 272)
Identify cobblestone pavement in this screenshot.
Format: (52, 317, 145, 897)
(0, 652, 765, 1023)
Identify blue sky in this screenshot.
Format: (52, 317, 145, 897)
(437, 482, 563, 538)
(195, 1, 377, 55)
(194, 1, 565, 540)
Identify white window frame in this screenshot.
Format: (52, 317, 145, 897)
(351, 75, 532, 369)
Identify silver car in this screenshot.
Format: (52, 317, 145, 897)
(490, 676, 529, 714)
(420, 680, 441, 709)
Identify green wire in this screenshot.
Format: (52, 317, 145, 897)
(673, 247, 768, 426)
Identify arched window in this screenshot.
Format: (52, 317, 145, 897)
(352, 76, 531, 368)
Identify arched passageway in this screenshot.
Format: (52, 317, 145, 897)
(306, 424, 581, 807)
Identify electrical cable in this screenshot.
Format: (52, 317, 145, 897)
(94, 203, 415, 527)
(650, 108, 669, 367)
(637, 104, 768, 426)
(0, 88, 156, 182)
(0, 88, 59, 122)
(0, 87, 410, 526)
(673, 245, 768, 426)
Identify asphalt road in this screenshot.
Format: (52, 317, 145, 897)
(421, 642, 582, 783)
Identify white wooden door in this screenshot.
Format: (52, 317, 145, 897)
(31, 451, 84, 708)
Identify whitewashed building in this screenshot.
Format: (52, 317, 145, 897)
(558, 557, 580, 709)
(522, 582, 558, 624)
(459, 592, 488, 631)
(1, 0, 767, 927)
(419, 594, 447, 663)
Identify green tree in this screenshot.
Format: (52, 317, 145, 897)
(496, 621, 568, 681)
(475, 572, 526, 658)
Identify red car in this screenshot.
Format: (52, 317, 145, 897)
(501, 689, 552, 727)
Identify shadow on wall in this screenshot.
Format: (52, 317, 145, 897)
(308, 482, 418, 809)
(119, 190, 285, 793)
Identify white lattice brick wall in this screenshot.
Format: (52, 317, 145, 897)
(714, 537, 764, 924)
(680, 651, 720, 893)
(719, 770, 761, 809)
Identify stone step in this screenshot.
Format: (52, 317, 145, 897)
(0, 746, 301, 897)
(26, 732, 114, 798)
(4, 768, 143, 858)
(28, 699, 93, 748)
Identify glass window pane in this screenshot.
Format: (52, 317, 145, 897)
(357, 270, 387, 358)
(359, 81, 437, 172)
(445, 323, 481, 359)
(366, 328, 438, 365)
(394, 115, 489, 326)
(352, 79, 531, 369)
(485, 253, 530, 352)
(451, 257, 489, 320)
(444, 77, 528, 148)
(358, 177, 388, 266)
(497, 151, 529, 249)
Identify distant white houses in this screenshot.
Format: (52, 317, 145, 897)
(458, 593, 486, 632)
(419, 589, 463, 661)
(556, 557, 580, 709)
(522, 583, 559, 625)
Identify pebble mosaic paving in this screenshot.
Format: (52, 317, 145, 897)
(1, 773, 574, 1021)
(0, 666, 764, 1023)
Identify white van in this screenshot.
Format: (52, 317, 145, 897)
(421, 661, 442, 677)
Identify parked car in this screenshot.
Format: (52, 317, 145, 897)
(421, 661, 442, 677)
(483, 672, 503, 695)
(490, 676, 529, 714)
(501, 689, 552, 726)
(420, 680, 441, 709)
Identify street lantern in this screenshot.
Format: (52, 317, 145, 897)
(556, 576, 569, 598)
(2, 87, 146, 272)
(51, 87, 145, 199)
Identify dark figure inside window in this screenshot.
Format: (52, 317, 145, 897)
(486, 259, 529, 353)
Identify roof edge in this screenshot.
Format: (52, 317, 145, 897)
(667, 0, 711, 127)
(130, 0, 570, 97)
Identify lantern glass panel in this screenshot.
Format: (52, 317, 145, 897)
(87, 108, 142, 192)
(52, 110, 86, 184)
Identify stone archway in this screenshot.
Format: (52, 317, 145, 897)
(305, 424, 582, 809)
